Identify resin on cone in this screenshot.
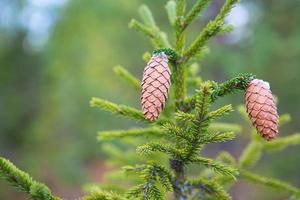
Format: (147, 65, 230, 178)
(245, 79, 279, 140)
(141, 53, 171, 121)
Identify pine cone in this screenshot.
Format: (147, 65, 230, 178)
(141, 53, 171, 121)
(245, 79, 279, 140)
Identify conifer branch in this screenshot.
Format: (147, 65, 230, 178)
(211, 73, 254, 101)
(182, 0, 239, 63)
(183, 0, 211, 31)
(216, 151, 236, 165)
(162, 122, 193, 142)
(239, 140, 263, 168)
(186, 46, 210, 64)
(129, 19, 171, 48)
(210, 122, 242, 133)
(200, 131, 236, 144)
(176, 0, 186, 19)
(165, 1, 177, 26)
(113, 66, 140, 91)
(130, 5, 171, 48)
(172, 0, 188, 108)
(263, 133, 300, 152)
(90, 97, 146, 122)
(173, 63, 187, 106)
(125, 163, 173, 199)
(181, 81, 214, 115)
(0, 157, 60, 200)
(188, 179, 231, 200)
(175, 111, 197, 123)
(181, 74, 254, 110)
(153, 48, 178, 62)
(279, 114, 291, 126)
(190, 157, 238, 178)
(240, 170, 300, 197)
(127, 183, 164, 200)
(195, 82, 213, 119)
(97, 127, 164, 141)
(219, 24, 234, 34)
(174, 0, 186, 52)
(206, 104, 233, 121)
(124, 163, 174, 191)
(137, 143, 184, 159)
(82, 191, 126, 200)
(129, 19, 153, 37)
(139, 5, 157, 29)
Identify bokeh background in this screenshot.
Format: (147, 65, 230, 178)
(1, 0, 300, 199)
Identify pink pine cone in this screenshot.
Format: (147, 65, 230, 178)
(141, 53, 171, 121)
(245, 79, 279, 140)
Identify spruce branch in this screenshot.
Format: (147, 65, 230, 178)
(176, 83, 215, 167)
(30, 182, 60, 200)
(219, 24, 234, 34)
(174, 0, 186, 52)
(239, 140, 263, 168)
(183, 0, 211, 31)
(206, 104, 233, 121)
(127, 183, 164, 200)
(0, 157, 60, 200)
(130, 5, 171, 48)
(125, 163, 173, 199)
(137, 142, 184, 159)
(90, 97, 146, 122)
(97, 127, 164, 141)
(279, 113, 291, 126)
(129, 19, 154, 37)
(210, 122, 242, 133)
(240, 170, 300, 197)
(129, 19, 171, 48)
(200, 131, 236, 144)
(124, 163, 173, 192)
(186, 46, 210, 64)
(181, 74, 254, 110)
(180, 81, 213, 114)
(153, 48, 178, 61)
(139, 5, 157, 29)
(190, 157, 238, 178)
(175, 111, 197, 123)
(188, 178, 231, 200)
(173, 62, 187, 107)
(165, 1, 177, 26)
(162, 122, 193, 142)
(195, 82, 213, 119)
(82, 191, 126, 200)
(211, 73, 254, 101)
(216, 151, 236, 166)
(175, 0, 186, 18)
(113, 65, 140, 91)
(263, 133, 300, 152)
(182, 0, 239, 63)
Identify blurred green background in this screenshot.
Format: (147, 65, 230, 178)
(1, 0, 300, 199)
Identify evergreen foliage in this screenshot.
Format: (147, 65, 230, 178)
(1, 0, 300, 199)
(0, 157, 60, 200)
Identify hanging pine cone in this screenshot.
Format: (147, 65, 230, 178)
(245, 79, 279, 140)
(141, 53, 171, 121)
